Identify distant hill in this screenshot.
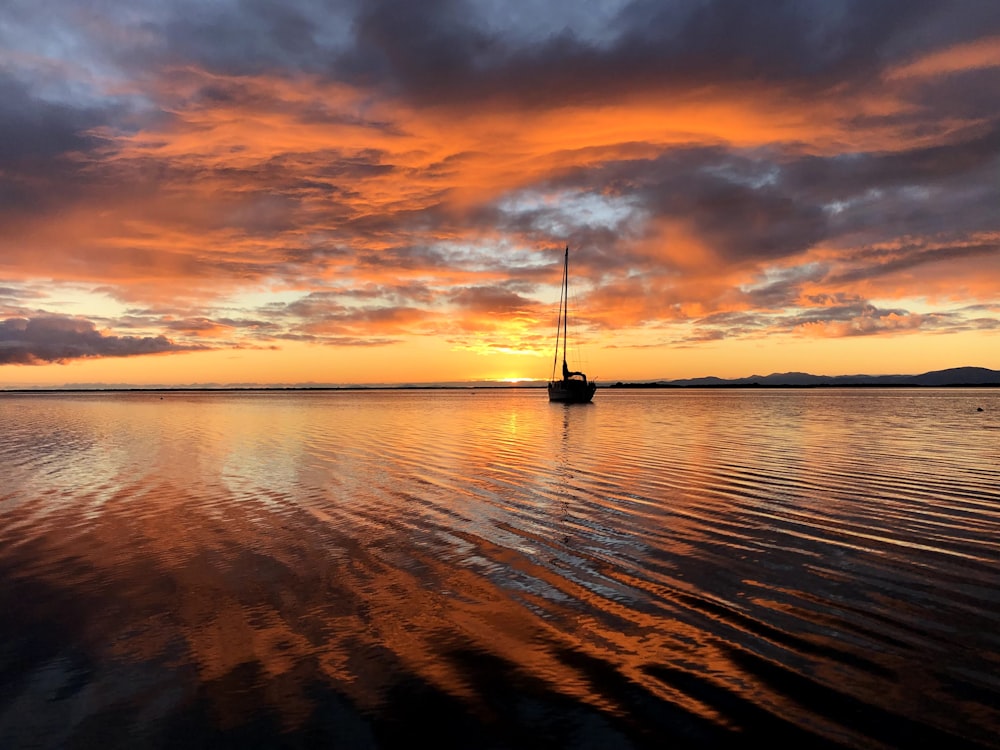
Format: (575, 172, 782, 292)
(610, 367, 1000, 388)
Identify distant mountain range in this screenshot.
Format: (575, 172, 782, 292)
(610, 366, 1000, 388)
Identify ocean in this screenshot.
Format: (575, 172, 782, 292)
(1, 388, 998, 748)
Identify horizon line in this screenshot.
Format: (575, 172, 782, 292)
(3, 365, 999, 392)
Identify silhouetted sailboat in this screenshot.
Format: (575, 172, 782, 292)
(548, 246, 597, 403)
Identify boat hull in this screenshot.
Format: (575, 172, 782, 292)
(548, 380, 597, 403)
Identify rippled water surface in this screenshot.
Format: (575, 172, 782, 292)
(1, 388, 999, 748)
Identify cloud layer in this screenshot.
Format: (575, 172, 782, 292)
(1, 1, 998, 377)
(0, 316, 203, 365)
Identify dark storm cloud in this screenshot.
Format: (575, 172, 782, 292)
(527, 108, 996, 272)
(0, 316, 207, 365)
(0, 74, 113, 216)
(785, 125, 1000, 198)
(785, 127, 1000, 247)
(348, 0, 501, 101)
(526, 147, 829, 266)
(0, 75, 104, 164)
(36, 0, 986, 109)
(830, 242, 999, 285)
(152, 0, 338, 75)
(343, 0, 999, 106)
(900, 66, 1000, 122)
(675, 178, 828, 263)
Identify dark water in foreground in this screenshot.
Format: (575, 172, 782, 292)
(1, 388, 998, 749)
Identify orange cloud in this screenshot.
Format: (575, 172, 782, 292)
(886, 35, 1000, 81)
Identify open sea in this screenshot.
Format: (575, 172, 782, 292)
(1, 387, 998, 749)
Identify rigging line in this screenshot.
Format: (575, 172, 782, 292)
(562, 245, 569, 369)
(551, 246, 570, 381)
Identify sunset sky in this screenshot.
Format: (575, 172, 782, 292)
(2, 0, 999, 387)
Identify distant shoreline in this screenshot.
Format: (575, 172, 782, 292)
(3, 366, 999, 392)
(3, 383, 1000, 394)
(604, 383, 1000, 391)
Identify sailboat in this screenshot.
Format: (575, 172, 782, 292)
(548, 246, 597, 403)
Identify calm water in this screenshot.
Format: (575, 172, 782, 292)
(1, 388, 998, 749)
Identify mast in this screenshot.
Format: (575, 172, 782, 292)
(561, 246, 569, 373)
(552, 246, 570, 381)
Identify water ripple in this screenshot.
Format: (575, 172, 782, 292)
(1, 389, 999, 748)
